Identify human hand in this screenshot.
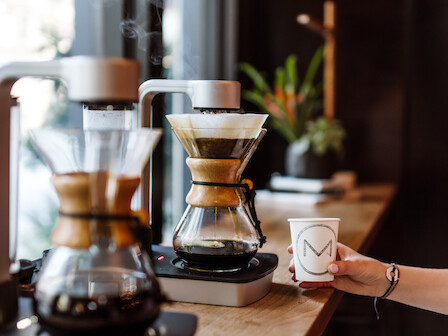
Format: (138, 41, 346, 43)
(288, 242, 390, 297)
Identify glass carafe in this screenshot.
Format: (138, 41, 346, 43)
(30, 128, 162, 335)
(167, 113, 268, 272)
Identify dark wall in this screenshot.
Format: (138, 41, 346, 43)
(239, 0, 448, 334)
(239, 0, 325, 188)
(369, 1, 448, 334)
(239, 0, 405, 186)
(336, 1, 405, 181)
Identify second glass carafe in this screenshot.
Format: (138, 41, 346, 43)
(30, 128, 163, 335)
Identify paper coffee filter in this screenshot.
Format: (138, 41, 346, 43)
(165, 114, 192, 128)
(189, 128, 261, 140)
(166, 113, 268, 139)
(189, 113, 267, 129)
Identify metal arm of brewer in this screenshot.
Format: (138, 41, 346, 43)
(0, 56, 139, 285)
(137, 79, 241, 219)
(139, 80, 241, 117)
(0, 60, 62, 285)
(0, 60, 70, 326)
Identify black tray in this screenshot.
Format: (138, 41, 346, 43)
(1, 297, 197, 336)
(153, 245, 278, 283)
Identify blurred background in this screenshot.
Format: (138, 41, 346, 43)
(1, 0, 447, 334)
(240, 1, 448, 334)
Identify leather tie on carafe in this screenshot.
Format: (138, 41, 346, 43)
(187, 157, 266, 247)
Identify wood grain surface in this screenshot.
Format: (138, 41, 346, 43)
(163, 183, 396, 336)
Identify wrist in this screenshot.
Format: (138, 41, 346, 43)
(374, 263, 400, 320)
(375, 262, 392, 297)
(376, 263, 400, 299)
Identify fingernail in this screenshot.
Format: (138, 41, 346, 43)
(329, 263, 339, 274)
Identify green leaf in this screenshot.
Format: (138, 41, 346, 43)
(271, 118, 297, 143)
(239, 46, 339, 146)
(243, 90, 296, 142)
(239, 63, 272, 94)
(302, 82, 324, 119)
(285, 55, 298, 93)
(275, 67, 285, 91)
(301, 45, 324, 96)
(307, 117, 346, 156)
(241, 90, 269, 112)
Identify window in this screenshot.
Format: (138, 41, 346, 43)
(0, 0, 75, 260)
(3, 0, 238, 260)
(160, 0, 238, 241)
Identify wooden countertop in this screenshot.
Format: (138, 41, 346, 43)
(163, 183, 397, 336)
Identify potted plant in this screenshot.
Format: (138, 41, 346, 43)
(239, 46, 346, 179)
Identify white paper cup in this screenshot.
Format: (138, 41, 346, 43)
(289, 218, 340, 282)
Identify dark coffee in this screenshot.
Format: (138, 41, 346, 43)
(34, 290, 161, 336)
(175, 239, 257, 271)
(183, 138, 255, 159)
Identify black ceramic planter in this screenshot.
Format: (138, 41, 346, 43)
(285, 143, 339, 179)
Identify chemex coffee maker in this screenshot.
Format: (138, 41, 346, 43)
(139, 80, 278, 306)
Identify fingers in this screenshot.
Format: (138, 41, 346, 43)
(289, 243, 386, 297)
(288, 258, 297, 282)
(328, 263, 339, 275)
(288, 243, 361, 286)
(327, 260, 358, 276)
(335, 242, 358, 260)
(288, 258, 295, 273)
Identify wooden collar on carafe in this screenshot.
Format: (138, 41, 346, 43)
(50, 172, 142, 249)
(186, 158, 242, 207)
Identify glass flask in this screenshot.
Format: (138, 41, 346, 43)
(166, 113, 268, 272)
(30, 128, 163, 336)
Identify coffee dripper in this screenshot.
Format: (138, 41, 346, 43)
(139, 79, 278, 306)
(30, 128, 163, 335)
(166, 113, 268, 272)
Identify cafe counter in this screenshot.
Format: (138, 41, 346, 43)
(163, 182, 397, 335)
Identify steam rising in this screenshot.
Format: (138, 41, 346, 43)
(148, 0, 164, 9)
(120, 19, 163, 65)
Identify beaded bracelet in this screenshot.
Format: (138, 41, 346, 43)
(374, 263, 399, 320)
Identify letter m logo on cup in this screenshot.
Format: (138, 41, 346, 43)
(303, 240, 332, 257)
(295, 223, 338, 276)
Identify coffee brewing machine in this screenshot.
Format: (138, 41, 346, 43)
(139, 80, 278, 306)
(0, 57, 196, 336)
(0, 59, 277, 334)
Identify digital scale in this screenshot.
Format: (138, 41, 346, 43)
(153, 245, 278, 307)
